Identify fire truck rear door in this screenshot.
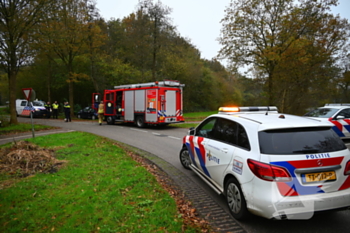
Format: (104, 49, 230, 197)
(166, 91, 176, 116)
(145, 89, 157, 123)
(125, 90, 134, 121)
(135, 90, 145, 112)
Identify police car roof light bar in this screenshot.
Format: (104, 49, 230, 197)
(325, 103, 350, 106)
(218, 106, 278, 114)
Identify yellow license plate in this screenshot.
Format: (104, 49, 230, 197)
(302, 171, 336, 183)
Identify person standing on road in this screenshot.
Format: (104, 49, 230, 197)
(64, 102, 71, 122)
(52, 101, 59, 119)
(98, 101, 104, 125)
(45, 101, 52, 118)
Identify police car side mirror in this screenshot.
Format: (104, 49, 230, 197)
(189, 127, 195, 135)
(335, 115, 345, 120)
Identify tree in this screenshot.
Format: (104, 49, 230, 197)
(121, 12, 153, 81)
(86, 6, 106, 93)
(336, 58, 350, 102)
(36, 0, 95, 115)
(137, 0, 173, 79)
(0, 0, 53, 124)
(0, 72, 8, 104)
(219, 0, 349, 108)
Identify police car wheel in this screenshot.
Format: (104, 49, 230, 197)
(91, 115, 96, 120)
(77, 114, 81, 119)
(225, 177, 250, 220)
(179, 148, 191, 170)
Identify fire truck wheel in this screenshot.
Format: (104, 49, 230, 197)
(106, 116, 115, 125)
(136, 116, 145, 128)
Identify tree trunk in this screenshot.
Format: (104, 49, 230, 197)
(90, 57, 99, 92)
(69, 78, 74, 118)
(152, 18, 158, 80)
(268, 74, 274, 106)
(9, 69, 18, 124)
(67, 62, 74, 118)
(47, 58, 52, 102)
(280, 89, 286, 113)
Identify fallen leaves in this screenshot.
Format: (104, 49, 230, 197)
(0, 141, 67, 177)
(113, 142, 211, 232)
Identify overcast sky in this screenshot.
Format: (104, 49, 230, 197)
(95, 0, 350, 62)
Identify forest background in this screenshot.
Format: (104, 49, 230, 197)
(1, 0, 350, 124)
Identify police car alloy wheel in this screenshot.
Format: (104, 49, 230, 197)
(179, 148, 191, 170)
(91, 115, 96, 120)
(225, 177, 250, 220)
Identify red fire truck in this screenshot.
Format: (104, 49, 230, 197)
(92, 80, 185, 127)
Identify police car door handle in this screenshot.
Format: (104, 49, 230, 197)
(221, 148, 228, 153)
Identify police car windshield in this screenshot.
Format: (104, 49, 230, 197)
(259, 127, 346, 155)
(304, 108, 338, 118)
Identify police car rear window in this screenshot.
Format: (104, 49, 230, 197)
(259, 127, 346, 155)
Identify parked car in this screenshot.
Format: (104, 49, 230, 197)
(77, 106, 97, 120)
(179, 106, 350, 220)
(304, 104, 350, 139)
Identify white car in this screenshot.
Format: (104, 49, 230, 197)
(179, 106, 350, 220)
(304, 104, 350, 139)
(16, 99, 48, 117)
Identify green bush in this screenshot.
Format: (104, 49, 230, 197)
(0, 107, 10, 127)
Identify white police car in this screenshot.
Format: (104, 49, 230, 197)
(304, 104, 350, 139)
(16, 99, 47, 117)
(179, 106, 350, 220)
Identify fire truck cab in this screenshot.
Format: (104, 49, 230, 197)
(92, 80, 185, 127)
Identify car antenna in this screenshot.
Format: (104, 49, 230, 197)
(265, 106, 271, 115)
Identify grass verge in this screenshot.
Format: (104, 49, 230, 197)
(183, 111, 216, 122)
(0, 132, 207, 232)
(169, 111, 216, 128)
(170, 123, 199, 129)
(0, 123, 56, 135)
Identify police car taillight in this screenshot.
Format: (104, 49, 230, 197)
(344, 161, 350, 176)
(248, 159, 292, 182)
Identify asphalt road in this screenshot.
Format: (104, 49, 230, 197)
(5, 117, 350, 233)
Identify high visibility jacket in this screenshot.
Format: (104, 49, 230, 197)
(64, 104, 71, 113)
(52, 103, 59, 109)
(98, 103, 104, 114)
